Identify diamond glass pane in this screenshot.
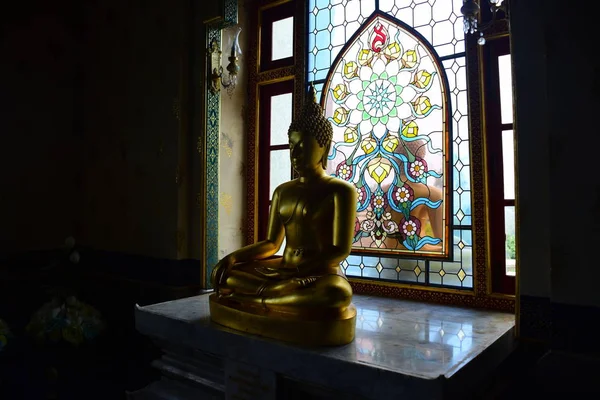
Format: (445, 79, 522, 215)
(428, 229, 472, 288)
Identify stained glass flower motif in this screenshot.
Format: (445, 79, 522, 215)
(324, 13, 451, 256)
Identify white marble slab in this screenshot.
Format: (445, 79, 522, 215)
(135, 294, 514, 399)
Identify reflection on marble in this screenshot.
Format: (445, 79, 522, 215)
(348, 296, 509, 379)
(135, 294, 515, 399)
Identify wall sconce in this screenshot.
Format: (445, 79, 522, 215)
(460, 0, 509, 45)
(208, 26, 242, 96)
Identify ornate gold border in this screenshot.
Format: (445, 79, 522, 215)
(350, 279, 514, 312)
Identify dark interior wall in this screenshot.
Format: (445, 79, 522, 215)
(1, 0, 222, 259)
(512, 0, 600, 353)
(514, 0, 600, 309)
(0, 1, 80, 253)
(78, 0, 185, 259)
(544, 1, 600, 308)
(510, 0, 551, 301)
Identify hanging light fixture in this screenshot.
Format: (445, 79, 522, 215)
(460, 0, 508, 46)
(208, 26, 242, 96)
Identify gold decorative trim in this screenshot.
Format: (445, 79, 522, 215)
(172, 97, 180, 120)
(258, 66, 296, 82)
(197, 136, 202, 154)
(256, 73, 295, 86)
(349, 278, 475, 296)
(258, 0, 292, 12)
(465, 31, 489, 298)
(246, 20, 259, 244)
(351, 280, 514, 312)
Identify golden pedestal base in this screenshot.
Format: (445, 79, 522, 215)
(209, 294, 356, 346)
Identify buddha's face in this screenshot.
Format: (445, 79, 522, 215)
(289, 130, 325, 174)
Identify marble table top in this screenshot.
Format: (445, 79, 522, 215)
(135, 294, 514, 399)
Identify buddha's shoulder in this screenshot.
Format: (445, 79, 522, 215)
(272, 180, 297, 197)
(324, 176, 355, 196)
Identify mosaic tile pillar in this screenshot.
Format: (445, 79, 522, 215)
(205, 0, 238, 287)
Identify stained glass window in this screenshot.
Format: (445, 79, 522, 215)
(308, 0, 473, 289)
(323, 12, 451, 258)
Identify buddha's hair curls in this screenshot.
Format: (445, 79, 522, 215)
(288, 85, 333, 148)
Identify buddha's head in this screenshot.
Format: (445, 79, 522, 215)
(288, 86, 333, 172)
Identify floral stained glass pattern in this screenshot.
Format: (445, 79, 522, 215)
(308, 0, 473, 289)
(323, 13, 450, 258)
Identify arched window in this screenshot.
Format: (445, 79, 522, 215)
(322, 12, 452, 260)
(309, 1, 472, 288)
(242, 0, 515, 310)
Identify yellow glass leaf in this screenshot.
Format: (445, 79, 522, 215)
(382, 136, 399, 152)
(414, 265, 422, 276)
(413, 96, 432, 115)
(367, 158, 391, 184)
(413, 70, 432, 89)
(343, 61, 359, 79)
(401, 121, 419, 138)
(333, 83, 349, 101)
(458, 269, 466, 281)
(333, 107, 349, 125)
(401, 50, 418, 69)
(384, 42, 401, 62)
(358, 49, 373, 66)
(423, 220, 434, 237)
(361, 137, 376, 154)
(344, 127, 358, 143)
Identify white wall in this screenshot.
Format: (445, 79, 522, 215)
(218, 0, 249, 258)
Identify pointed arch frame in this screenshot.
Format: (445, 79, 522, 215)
(321, 10, 453, 260)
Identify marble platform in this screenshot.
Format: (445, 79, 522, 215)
(129, 293, 515, 399)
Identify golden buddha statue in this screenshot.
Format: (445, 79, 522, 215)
(209, 86, 357, 346)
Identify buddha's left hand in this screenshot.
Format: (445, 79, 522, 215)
(212, 254, 236, 287)
(255, 266, 298, 279)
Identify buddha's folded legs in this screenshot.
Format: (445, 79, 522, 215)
(222, 274, 352, 313)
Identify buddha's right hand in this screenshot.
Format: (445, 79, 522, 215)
(211, 254, 236, 289)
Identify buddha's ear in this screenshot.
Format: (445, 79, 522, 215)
(321, 142, 331, 170)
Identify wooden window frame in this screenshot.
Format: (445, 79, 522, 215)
(258, 79, 295, 239)
(482, 35, 516, 294)
(259, 0, 296, 72)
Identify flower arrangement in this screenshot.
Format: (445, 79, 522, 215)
(26, 295, 105, 347)
(0, 318, 11, 352)
(24, 237, 105, 346)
